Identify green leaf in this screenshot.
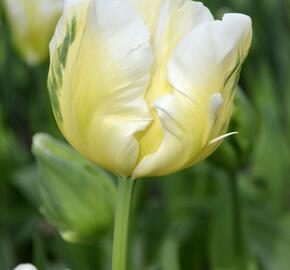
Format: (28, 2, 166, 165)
(32, 133, 117, 244)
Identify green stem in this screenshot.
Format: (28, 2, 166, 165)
(112, 177, 136, 270)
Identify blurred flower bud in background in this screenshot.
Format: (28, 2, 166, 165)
(48, 0, 252, 179)
(14, 264, 37, 270)
(3, 0, 63, 66)
(32, 133, 117, 243)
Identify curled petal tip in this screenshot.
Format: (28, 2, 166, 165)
(209, 132, 239, 145)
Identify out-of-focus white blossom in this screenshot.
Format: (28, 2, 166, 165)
(14, 263, 37, 270)
(4, 0, 63, 65)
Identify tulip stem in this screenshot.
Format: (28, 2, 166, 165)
(112, 177, 136, 270)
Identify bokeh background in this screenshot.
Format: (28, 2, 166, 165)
(0, 0, 290, 269)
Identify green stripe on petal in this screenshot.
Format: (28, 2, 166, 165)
(48, 16, 77, 124)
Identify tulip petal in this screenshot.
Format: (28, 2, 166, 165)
(48, 0, 153, 176)
(154, 1, 214, 51)
(136, 0, 214, 161)
(49, 0, 90, 54)
(133, 91, 208, 178)
(168, 13, 252, 164)
(132, 0, 162, 33)
(133, 0, 213, 41)
(134, 14, 252, 178)
(209, 132, 238, 145)
(48, 0, 91, 125)
(167, 13, 252, 100)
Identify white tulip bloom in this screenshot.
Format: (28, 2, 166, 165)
(48, 0, 252, 178)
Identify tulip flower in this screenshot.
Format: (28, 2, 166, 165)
(48, 0, 252, 180)
(4, 0, 63, 65)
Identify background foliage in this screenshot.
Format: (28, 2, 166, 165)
(0, 0, 290, 269)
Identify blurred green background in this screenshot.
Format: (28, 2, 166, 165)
(0, 0, 290, 269)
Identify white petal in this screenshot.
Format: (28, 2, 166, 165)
(167, 13, 252, 100)
(93, 0, 153, 80)
(154, 0, 213, 54)
(131, 0, 162, 33)
(156, 14, 252, 169)
(161, 1, 214, 45)
(132, 0, 213, 56)
(135, 0, 214, 161)
(133, 92, 207, 178)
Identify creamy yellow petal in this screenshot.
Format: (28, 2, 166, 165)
(136, 0, 214, 162)
(48, 0, 91, 129)
(192, 15, 252, 164)
(48, 0, 153, 176)
(133, 91, 207, 178)
(167, 13, 252, 163)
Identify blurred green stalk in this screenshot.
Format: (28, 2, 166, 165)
(112, 177, 136, 270)
(230, 175, 248, 270)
